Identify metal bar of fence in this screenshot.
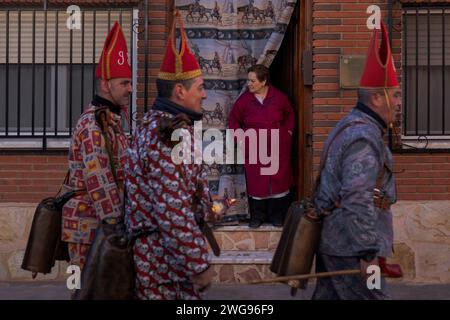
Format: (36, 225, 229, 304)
(108, 8, 111, 31)
(144, 0, 149, 112)
(43, 9, 47, 149)
(17, 10, 21, 136)
(5, 10, 9, 136)
(402, 6, 449, 140)
(1, 7, 136, 143)
(388, 0, 393, 48)
(69, 23, 73, 134)
(403, 11, 408, 135)
(443, 9, 446, 135)
(415, 8, 419, 136)
(32, 10, 35, 136)
(129, 9, 133, 132)
(427, 9, 430, 135)
(54, 11, 59, 136)
(81, 11, 85, 115)
(92, 10, 96, 98)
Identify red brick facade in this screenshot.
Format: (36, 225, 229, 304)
(0, 0, 139, 7)
(1, 0, 450, 202)
(0, 154, 66, 202)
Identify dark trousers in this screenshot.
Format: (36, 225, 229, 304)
(312, 253, 390, 300)
(248, 193, 291, 225)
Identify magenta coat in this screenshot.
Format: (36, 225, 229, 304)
(228, 85, 295, 198)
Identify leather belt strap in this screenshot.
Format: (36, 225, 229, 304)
(373, 163, 391, 210)
(374, 197, 391, 210)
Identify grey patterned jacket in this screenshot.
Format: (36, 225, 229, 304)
(315, 103, 396, 258)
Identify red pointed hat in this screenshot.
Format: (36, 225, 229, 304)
(359, 20, 399, 88)
(158, 12, 202, 81)
(96, 21, 132, 80)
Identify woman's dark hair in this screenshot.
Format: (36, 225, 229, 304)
(247, 64, 270, 84)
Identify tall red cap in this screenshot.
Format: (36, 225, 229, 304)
(158, 11, 202, 81)
(95, 21, 132, 80)
(359, 20, 399, 88)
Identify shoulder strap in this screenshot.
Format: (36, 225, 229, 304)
(96, 108, 120, 187)
(312, 120, 366, 199)
(55, 170, 71, 196)
(375, 157, 388, 192)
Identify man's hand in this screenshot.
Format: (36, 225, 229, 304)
(191, 266, 214, 293)
(360, 257, 379, 279)
(158, 113, 192, 146)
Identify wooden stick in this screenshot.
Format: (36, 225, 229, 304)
(247, 269, 361, 285)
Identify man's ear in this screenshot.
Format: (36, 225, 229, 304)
(173, 83, 185, 100)
(100, 79, 111, 94)
(370, 92, 383, 109)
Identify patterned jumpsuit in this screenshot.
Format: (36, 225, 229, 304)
(125, 109, 211, 300)
(62, 102, 128, 269)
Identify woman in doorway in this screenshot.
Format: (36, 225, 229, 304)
(229, 64, 295, 228)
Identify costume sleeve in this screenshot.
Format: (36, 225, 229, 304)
(79, 122, 123, 221)
(338, 138, 382, 257)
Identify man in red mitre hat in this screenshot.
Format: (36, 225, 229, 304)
(124, 12, 214, 300)
(310, 20, 402, 300)
(62, 21, 132, 271)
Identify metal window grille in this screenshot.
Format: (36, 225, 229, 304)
(403, 6, 450, 139)
(0, 7, 137, 150)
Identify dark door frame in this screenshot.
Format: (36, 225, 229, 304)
(299, 0, 314, 199)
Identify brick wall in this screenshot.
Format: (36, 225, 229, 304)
(0, 0, 139, 7)
(136, 0, 172, 115)
(0, 153, 67, 202)
(394, 154, 450, 200)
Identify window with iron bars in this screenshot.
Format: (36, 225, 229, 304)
(0, 8, 138, 150)
(402, 6, 450, 150)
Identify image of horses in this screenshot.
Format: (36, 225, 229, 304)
(201, 90, 239, 129)
(189, 38, 269, 80)
(176, 0, 294, 27)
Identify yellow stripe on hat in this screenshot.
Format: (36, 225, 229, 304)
(106, 26, 120, 80)
(158, 69, 202, 81)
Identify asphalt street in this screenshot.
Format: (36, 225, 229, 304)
(0, 281, 449, 300)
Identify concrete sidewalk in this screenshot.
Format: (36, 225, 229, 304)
(0, 281, 449, 300)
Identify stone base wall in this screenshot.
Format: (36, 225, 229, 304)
(0, 203, 69, 281)
(391, 201, 450, 283)
(0, 201, 449, 283)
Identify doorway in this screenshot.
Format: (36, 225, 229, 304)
(270, 0, 311, 200)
